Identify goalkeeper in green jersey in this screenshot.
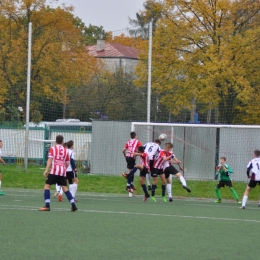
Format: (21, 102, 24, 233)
(215, 157, 241, 204)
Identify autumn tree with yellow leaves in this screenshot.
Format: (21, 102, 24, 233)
(0, 0, 98, 123)
(135, 0, 260, 124)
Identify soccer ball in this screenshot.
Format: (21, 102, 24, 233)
(159, 133, 167, 141)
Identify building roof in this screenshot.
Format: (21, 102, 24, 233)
(86, 43, 138, 59)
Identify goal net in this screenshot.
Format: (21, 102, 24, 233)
(132, 122, 260, 198)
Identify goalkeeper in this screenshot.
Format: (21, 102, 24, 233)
(215, 157, 241, 204)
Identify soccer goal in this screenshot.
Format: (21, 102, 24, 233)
(131, 122, 260, 182)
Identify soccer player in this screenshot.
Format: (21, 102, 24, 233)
(240, 150, 260, 209)
(38, 135, 77, 212)
(144, 139, 161, 191)
(164, 150, 191, 202)
(66, 140, 79, 202)
(126, 146, 151, 201)
(122, 131, 142, 192)
(215, 156, 240, 204)
(150, 142, 173, 202)
(0, 140, 5, 194)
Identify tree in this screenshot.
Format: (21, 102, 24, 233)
(0, 0, 98, 122)
(73, 17, 108, 46)
(67, 69, 148, 121)
(128, 0, 163, 38)
(135, 0, 260, 124)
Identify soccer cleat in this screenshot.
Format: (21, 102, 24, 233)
(148, 185, 152, 191)
(121, 172, 127, 178)
(38, 206, 50, 211)
(126, 187, 133, 193)
(169, 197, 173, 202)
(71, 205, 78, 212)
(183, 185, 191, 193)
(237, 201, 241, 204)
(74, 198, 78, 202)
(151, 196, 156, 202)
(258, 204, 260, 207)
(240, 206, 245, 210)
(143, 194, 150, 202)
(162, 196, 167, 202)
(215, 199, 222, 203)
(0, 191, 5, 196)
(53, 192, 58, 198)
(131, 185, 137, 190)
(58, 194, 62, 202)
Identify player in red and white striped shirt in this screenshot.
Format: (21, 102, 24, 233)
(38, 135, 77, 212)
(122, 132, 142, 192)
(150, 143, 173, 202)
(125, 146, 151, 201)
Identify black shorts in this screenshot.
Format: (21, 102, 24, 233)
(45, 174, 67, 186)
(217, 180, 233, 189)
(151, 168, 163, 178)
(139, 166, 149, 177)
(248, 179, 260, 188)
(66, 171, 77, 185)
(149, 160, 154, 171)
(126, 157, 135, 169)
(164, 165, 179, 179)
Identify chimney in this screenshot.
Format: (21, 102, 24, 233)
(97, 34, 105, 51)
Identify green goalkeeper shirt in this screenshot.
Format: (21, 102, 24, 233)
(216, 164, 233, 181)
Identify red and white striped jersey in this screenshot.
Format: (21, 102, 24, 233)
(163, 151, 176, 170)
(124, 139, 142, 157)
(140, 152, 150, 171)
(48, 145, 69, 176)
(153, 150, 168, 169)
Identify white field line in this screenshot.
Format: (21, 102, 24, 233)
(0, 204, 259, 223)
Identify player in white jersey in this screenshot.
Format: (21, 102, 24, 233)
(144, 139, 161, 190)
(66, 140, 78, 202)
(241, 149, 260, 209)
(0, 140, 6, 195)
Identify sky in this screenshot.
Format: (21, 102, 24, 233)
(50, 0, 145, 32)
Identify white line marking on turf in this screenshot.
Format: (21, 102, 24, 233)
(1, 204, 260, 223)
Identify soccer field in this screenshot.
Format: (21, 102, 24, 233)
(0, 188, 259, 260)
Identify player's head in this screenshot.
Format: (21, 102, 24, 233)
(130, 131, 136, 139)
(63, 142, 68, 148)
(154, 139, 161, 145)
(164, 142, 173, 151)
(220, 157, 226, 164)
(56, 135, 64, 145)
(253, 149, 260, 157)
(67, 140, 74, 149)
(138, 146, 144, 153)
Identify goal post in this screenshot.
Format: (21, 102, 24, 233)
(131, 122, 260, 182)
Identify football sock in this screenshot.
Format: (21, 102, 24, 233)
(65, 190, 75, 205)
(179, 176, 187, 186)
(151, 184, 157, 196)
(230, 187, 239, 200)
(161, 184, 166, 197)
(242, 195, 248, 207)
(44, 189, 51, 208)
(55, 184, 60, 193)
(167, 183, 172, 198)
(215, 188, 221, 199)
(141, 184, 149, 196)
(129, 167, 137, 176)
(146, 173, 151, 186)
(69, 184, 78, 198)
